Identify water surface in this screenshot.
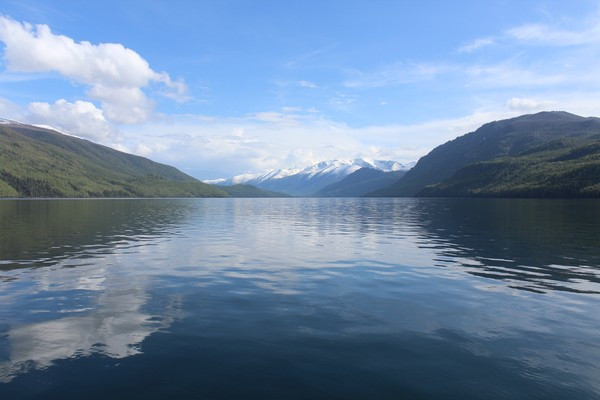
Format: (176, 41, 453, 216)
(0, 198, 599, 399)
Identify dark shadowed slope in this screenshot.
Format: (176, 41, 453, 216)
(317, 168, 406, 197)
(369, 112, 600, 197)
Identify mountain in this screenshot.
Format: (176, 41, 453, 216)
(317, 167, 407, 197)
(418, 138, 600, 197)
(209, 159, 414, 196)
(370, 111, 600, 197)
(0, 121, 228, 198)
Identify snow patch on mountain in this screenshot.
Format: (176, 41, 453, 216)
(0, 118, 24, 125)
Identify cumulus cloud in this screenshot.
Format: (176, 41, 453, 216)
(87, 85, 154, 124)
(0, 15, 188, 124)
(27, 99, 118, 141)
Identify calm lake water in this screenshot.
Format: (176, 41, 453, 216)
(0, 198, 599, 399)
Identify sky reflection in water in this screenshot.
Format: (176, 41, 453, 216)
(0, 198, 599, 399)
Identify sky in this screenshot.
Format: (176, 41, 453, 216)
(1, 0, 600, 179)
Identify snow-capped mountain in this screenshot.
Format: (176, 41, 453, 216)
(205, 159, 415, 196)
(203, 168, 301, 185)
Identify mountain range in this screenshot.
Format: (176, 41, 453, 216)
(207, 159, 415, 196)
(2, 111, 599, 198)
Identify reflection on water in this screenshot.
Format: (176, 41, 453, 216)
(0, 198, 599, 399)
(413, 199, 600, 294)
(0, 199, 193, 271)
(0, 200, 188, 383)
(0, 284, 179, 383)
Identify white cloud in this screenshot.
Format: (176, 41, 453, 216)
(88, 85, 154, 124)
(118, 109, 523, 179)
(118, 114, 364, 177)
(0, 21, 152, 86)
(458, 37, 495, 53)
(506, 21, 600, 46)
(111, 143, 131, 154)
(27, 99, 118, 141)
(506, 97, 553, 112)
(463, 10, 600, 50)
(0, 16, 187, 124)
(155, 72, 189, 102)
(297, 80, 318, 88)
(134, 143, 153, 157)
(520, 92, 600, 117)
(281, 106, 302, 113)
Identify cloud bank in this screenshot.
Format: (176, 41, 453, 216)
(0, 15, 187, 124)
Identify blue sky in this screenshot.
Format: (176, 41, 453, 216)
(1, 0, 600, 178)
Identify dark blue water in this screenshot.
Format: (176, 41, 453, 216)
(0, 198, 599, 399)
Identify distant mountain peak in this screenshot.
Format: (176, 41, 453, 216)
(206, 158, 415, 196)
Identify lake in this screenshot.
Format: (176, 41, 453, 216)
(0, 198, 599, 399)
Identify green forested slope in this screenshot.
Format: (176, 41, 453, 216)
(370, 112, 600, 197)
(418, 139, 600, 197)
(0, 123, 228, 198)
